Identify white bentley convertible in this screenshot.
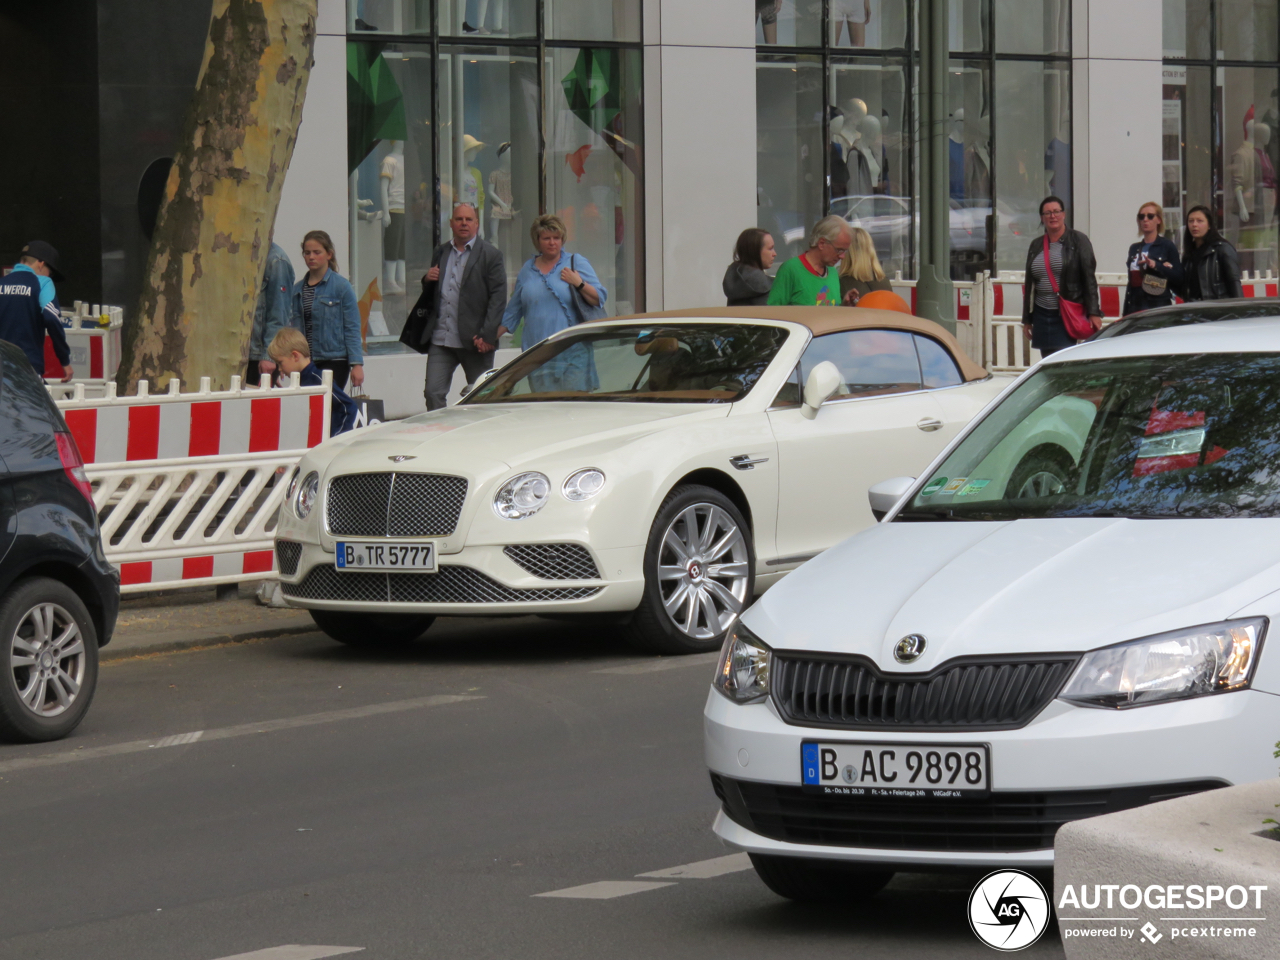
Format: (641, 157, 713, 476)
(274, 307, 1005, 653)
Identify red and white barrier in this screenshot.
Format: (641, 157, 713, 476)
(43, 304, 124, 386)
(53, 372, 332, 595)
(890, 274, 987, 371)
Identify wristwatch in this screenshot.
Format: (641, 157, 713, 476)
(575, 280, 586, 291)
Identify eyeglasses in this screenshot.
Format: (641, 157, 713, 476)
(1041, 209, 1064, 217)
(820, 238, 850, 256)
(1138, 213, 1159, 220)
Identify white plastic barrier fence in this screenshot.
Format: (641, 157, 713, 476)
(53, 372, 332, 594)
(985, 272, 1131, 373)
(889, 273, 987, 369)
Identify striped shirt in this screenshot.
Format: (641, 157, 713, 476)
(1029, 238, 1064, 310)
(301, 281, 318, 351)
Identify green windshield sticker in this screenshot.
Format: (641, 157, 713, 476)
(955, 479, 992, 497)
(921, 477, 948, 496)
(940, 477, 969, 494)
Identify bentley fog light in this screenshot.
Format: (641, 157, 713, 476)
(714, 620, 772, 704)
(562, 468, 606, 502)
(493, 472, 551, 520)
(1060, 618, 1266, 709)
(295, 471, 320, 519)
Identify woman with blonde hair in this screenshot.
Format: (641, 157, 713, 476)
(1122, 201, 1182, 316)
(837, 226, 892, 305)
(289, 229, 363, 388)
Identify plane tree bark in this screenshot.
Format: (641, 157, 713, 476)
(120, 0, 317, 391)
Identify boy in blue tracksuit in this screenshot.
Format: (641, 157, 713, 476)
(268, 327, 360, 436)
(0, 240, 72, 379)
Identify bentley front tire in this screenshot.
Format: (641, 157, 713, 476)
(627, 484, 754, 655)
(310, 610, 436, 649)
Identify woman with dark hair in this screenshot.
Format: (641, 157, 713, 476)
(1180, 205, 1243, 301)
(723, 228, 776, 306)
(1122, 201, 1182, 316)
(1021, 195, 1102, 357)
(290, 229, 363, 389)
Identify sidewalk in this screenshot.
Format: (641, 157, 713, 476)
(104, 582, 316, 661)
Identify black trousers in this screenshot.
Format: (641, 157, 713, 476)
(314, 360, 351, 391)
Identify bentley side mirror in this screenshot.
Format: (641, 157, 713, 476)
(801, 361, 843, 420)
(868, 476, 916, 521)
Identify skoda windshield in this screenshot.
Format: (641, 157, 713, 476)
(898, 352, 1280, 521)
(466, 323, 791, 404)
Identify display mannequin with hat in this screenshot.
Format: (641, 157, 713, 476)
(0, 241, 72, 380)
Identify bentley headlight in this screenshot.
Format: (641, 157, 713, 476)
(714, 619, 772, 704)
(493, 472, 551, 520)
(1060, 618, 1266, 709)
(295, 471, 320, 519)
(562, 468, 606, 502)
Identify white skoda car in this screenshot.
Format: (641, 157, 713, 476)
(706, 317, 1280, 902)
(273, 307, 1001, 654)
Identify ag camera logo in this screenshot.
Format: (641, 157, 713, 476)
(969, 869, 1051, 951)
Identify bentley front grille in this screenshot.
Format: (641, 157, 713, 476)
(503, 544, 601, 580)
(326, 472, 468, 538)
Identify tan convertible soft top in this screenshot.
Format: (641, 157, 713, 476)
(608, 305, 988, 382)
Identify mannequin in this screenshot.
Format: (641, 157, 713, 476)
(489, 141, 515, 245)
(839, 98, 872, 194)
(854, 113, 882, 193)
(458, 134, 487, 222)
(965, 112, 991, 200)
(380, 140, 406, 295)
(949, 108, 965, 201)
(829, 111, 850, 197)
(477, 0, 506, 33)
(1234, 119, 1275, 224)
(831, 0, 871, 47)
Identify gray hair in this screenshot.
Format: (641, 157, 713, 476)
(810, 215, 851, 248)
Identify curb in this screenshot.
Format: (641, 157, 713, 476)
(101, 617, 318, 661)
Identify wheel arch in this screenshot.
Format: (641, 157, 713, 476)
(8, 561, 108, 648)
(667, 468, 753, 533)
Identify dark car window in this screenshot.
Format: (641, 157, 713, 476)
(0, 342, 62, 473)
(1094, 299, 1280, 339)
(915, 334, 963, 388)
(800, 329, 923, 398)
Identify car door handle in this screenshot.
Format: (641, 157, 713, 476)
(916, 417, 944, 432)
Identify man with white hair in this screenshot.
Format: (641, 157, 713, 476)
(767, 215, 851, 307)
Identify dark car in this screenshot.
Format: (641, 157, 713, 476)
(1093, 298, 1280, 340)
(0, 340, 118, 742)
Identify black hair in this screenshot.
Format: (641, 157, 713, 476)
(733, 228, 771, 271)
(1182, 204, 1226, 262)
(1039, 195, 1066, 216)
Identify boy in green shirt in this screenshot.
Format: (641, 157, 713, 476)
(767, 215, 852, 307)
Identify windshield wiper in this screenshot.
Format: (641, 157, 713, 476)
(895, 509, 985, 522)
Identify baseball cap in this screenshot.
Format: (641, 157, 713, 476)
(21, 241, 64, 282)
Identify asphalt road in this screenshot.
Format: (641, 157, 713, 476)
(0, 617, 1066, 960)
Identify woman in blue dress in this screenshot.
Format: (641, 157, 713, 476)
(499, 214, 608, 393)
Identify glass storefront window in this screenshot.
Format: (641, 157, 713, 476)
(436, 47, 541, 302)
(1219, 0, 1278, 61)
(757, 55, 824, 264)
(1220, 67, 1279, 274)
(347, 43, 434, 348)
(949, 0, 988, 53)
(947, 60, 991, 279)
(348, 0, 432, 35)
(544, 47, 644, 316)
(829, 59, 910, 277)
(994, 0, 1068, 56)
(1162, 0, 1212, 59)
(829, 0, 908, 51)
(994, 59, 1070, 274)
(758, 0, 821, 47)
(546, 0, 640, 42)
(1162, 64, 1214, 239)
(438, 0, 537, 38)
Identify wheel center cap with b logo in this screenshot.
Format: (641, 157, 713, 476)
(894, 634, 927, 663)
(687, 560, 705, 582)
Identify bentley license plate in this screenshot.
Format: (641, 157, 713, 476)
(801, 741, 990, 798)
(334, 541, 437, 573)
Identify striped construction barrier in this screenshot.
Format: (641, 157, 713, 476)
(53, 372, 332, 595)
(43, 304, 124, 385)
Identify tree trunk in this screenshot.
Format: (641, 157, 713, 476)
(120, 0, 317, 392)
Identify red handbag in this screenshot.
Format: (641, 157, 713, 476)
(1044, 235, 1094, 340)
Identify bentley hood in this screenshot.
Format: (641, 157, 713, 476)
(745, 517, 1280, 669)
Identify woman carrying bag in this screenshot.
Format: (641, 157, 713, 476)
(1122, 202, 1182, 315)
(1180, 204, 1243, 301)
(290, 230, 363, 389)
(498, 214, 608, 393)
(1021, 196, 1102, 357)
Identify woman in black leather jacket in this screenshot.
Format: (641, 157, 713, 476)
(1122, 202, 1182, 315)
(1179, 205, 1243, 301)
(1021, 196, 1102, 356)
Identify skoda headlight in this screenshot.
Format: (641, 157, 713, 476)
(493, 472, 551, 520)
(1059, 618, 1266, 709)
(295, 471, 320, 519)
(714, 619, 772, 704)
(562, 468, 606, 502)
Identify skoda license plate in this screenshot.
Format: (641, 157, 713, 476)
(335, 541, 437, 573)
(801, 741, 990, 798)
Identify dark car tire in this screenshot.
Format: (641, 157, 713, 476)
(749, 854, 893, 904)
(1007, 445, 1075, 500)
(625, 484, 755, 656)
(310, 610, 436, 649)
(0, 577, 99, 743)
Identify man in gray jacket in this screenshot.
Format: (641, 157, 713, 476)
(399, 203, 507, 410)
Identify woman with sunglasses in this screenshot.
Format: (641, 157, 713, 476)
(1122, 202, 1182, 316)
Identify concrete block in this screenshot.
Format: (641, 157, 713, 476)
(1055, 779, 1280, 958)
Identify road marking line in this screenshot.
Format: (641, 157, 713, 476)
(207, 947, 363, 960)
(534, 880, 676, 899)
(637, 852, 752, 879)
(593, 652, 719, 675)
(0, 695, 483, 774)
